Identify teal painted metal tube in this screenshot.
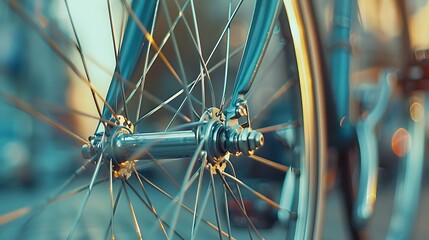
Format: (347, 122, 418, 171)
(329, 0, 354, 145)
(103, 0, 158, 120)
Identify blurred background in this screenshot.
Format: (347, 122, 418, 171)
(1, 0, 429, 239)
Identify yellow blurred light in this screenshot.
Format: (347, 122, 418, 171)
(391, 128, 411, 157)
(410, 100, 424, 122)
(409, 1, 429, 49)
(357, 0, 403, 41)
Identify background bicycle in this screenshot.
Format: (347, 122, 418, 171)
(314, 0, 429, 239)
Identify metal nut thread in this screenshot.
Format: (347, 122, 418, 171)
(227, 128, 264, 156)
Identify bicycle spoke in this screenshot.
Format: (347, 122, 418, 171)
(190, 0, 207, 113)
(220, 0, 233, 110)
(0, 176, 107, 225)
(192, 181, 212, 240)
(124, 178, 185, 240)
(121, 0, 185, 89)
(144, 0, 190, 75)
(126, 78, 199, 123)
(249, 155, 289, 172)
(131, 170, 169, 239)
(206, 0, 244, 64)
(149, 0, 246, 119)
(146, 153, 181, 189)
(160, 0, 189, 80)
(109, 72, 192, 123)
(161, 0, 197, 122)
(0, 92, 87, 144)
(209, 44, 244, 74)
(34, 13, 98, 71)
(143, 90, 192, 123)
(251, 79, 296, 122)
(123, 0, 191, 113)
(117, 1, 127, 49)
(145, 171, 226, 239)
(173, 0, 212, 82)
(159, 0, 245, 115)
(11, 0, 135, 121)
(135, 1, 160, 123)
(223, 181, 233, 240)
(164, 90, 196, 131)
(224, 160, 252, 238)
(133, 43, 245, 127)
(245, 44, 286, 100)
(14, 157, 97, 236)
(64, 0, 104, 119)
(155, 33, 244, 124)
(164, 79, 202, 130)
(29, 15, 142, 112)
(217, 168, 263, 240)
(139, 173, 233, 239)
(106, 0, 129, 120)
(8, 0, 119, 121)
(222, 172, 285, 211)
(134, 158, 185, 171)
(134, 81, 200, 126)
(131, 0, 210, 120)
(106, 0, 119, 58)
(191, 152, 208, 236)
(109, 160, 115, 239)
(67, 153, 104, 239)
(255, 121, 300, 133)
(104, 184, 123, 240)
(122, 180, 143, 240)
(34, 99, 116, 127)
(167, 138, 203, 239)
(168, 0, 212, 86)
(209, 166, 223, 239)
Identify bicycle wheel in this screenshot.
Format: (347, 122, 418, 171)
(0, 0, 325, 239)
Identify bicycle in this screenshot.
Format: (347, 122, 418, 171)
(0, 0, 325, 239)
(313, 0, 426, 239)
(0, 0, 424, 239)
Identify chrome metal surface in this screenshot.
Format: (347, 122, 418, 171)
(113, 130, 197, 161)
(83, 110, 264, 167)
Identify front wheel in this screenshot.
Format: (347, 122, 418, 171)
(1, 0, 326, 239)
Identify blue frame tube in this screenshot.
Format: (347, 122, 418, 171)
(226, 0, 280, 117)
(331, 0, 352, 119)
(102, 0, 158, 120)
(329, 0, 354, 145)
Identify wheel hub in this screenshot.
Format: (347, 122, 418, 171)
(81, 108, 264, 177)
(197, 107, 264, 164)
